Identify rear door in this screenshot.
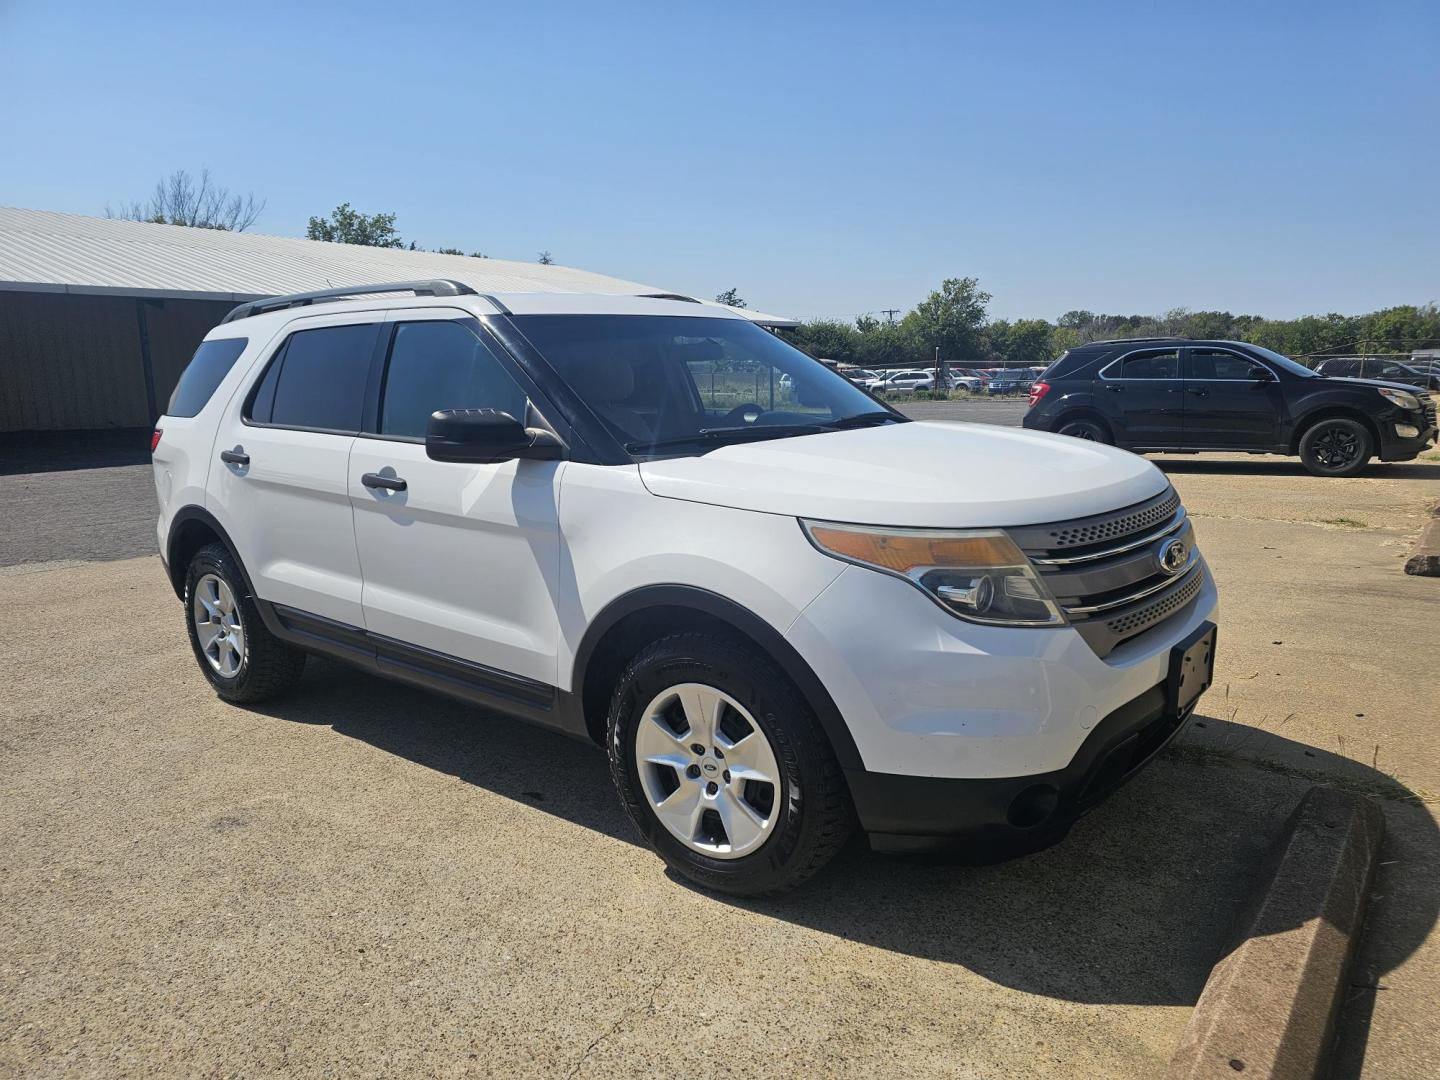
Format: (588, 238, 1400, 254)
(347, 311, 566, 686)
(209, 313, 382, 626)
(1182, 347, 1283, 448)
(1095, 347, 1183, 447)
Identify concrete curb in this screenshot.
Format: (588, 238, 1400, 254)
(1403, 500, 1440, 577)
(1166, 786, 1385, 1080)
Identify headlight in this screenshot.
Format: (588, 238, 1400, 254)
(1377, 387, 1421, 410)
(801, 520, 1066, 626)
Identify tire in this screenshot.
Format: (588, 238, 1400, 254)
(1298, 417, 1372, 477)
(1056, 416, 1111, 443)
(183, 542, 306, 703)
(607, 633, 853, 897)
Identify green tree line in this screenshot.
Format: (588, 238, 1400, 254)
(784, 281, 1440, 369)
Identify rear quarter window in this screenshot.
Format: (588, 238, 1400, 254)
(166, 338, 248, 417)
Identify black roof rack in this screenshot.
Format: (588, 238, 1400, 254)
(221, 279, 478, 324)
(637, 292, 703, 304)
(1086, 336, 1185, 346)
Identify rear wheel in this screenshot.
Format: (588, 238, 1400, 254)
(1057, 416, 1110, 443)
(1298, 417, 1372, 477)
(184, 543, 306, 702)
(607, 633, 853, 896)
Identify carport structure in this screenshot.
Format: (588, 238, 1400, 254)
(0, 207, 794, 433)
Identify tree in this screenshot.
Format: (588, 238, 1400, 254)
(306, 203, 404, 247)
(905, 277, 992, 366)
(714, 288, 747, 309)
(787, 319, 860, 365)
(537, 251, 554, 265)
(987, 317, 1054, 366)
(854, 317, 917, 369)
(435, 247, 487, 258)
(106, 168, 264, 231)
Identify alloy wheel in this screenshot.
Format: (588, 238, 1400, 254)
(633, 683, 781, 859)
(1312, 424, 1361, 468)
(192, 573, 245, 677)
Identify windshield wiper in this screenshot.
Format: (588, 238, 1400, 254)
(823, 411, 898, 430)
(626, 424, 827, 454)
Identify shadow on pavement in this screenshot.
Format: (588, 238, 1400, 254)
(1153, 456, 1440, 481)
(0, 428, 152, 474)
(251, 657, 1437, 1013)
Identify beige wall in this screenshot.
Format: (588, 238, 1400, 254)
(0, 292, 235, 432)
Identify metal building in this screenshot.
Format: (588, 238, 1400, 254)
(0, 208, 795, 433)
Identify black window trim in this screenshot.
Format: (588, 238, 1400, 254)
(1097, 346, 1185, 382)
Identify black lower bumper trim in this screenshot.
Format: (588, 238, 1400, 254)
(848, 681, 1193, 854)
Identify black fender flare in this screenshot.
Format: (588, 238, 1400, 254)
(164, 506, 256, 602)
(571, 584, 864, 771)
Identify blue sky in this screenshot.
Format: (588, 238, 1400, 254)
(2, 1, 1435, 321)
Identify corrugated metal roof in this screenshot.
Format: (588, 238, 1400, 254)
(0, 207, 797, 327)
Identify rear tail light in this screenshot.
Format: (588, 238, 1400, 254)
(1027, 382, 1051, 409)
(150, 428, 163, 452)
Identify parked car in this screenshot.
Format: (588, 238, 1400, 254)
(924, 368, 983, 392)
(986, 370, 1035, 395)
(868, 369, 933, 393)
(153, 282, 1217, 895)
(1024, 338, 1438, 477)
(842, 368, 878, 386)
(1313, 357, 1440, 392)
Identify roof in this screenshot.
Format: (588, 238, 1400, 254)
(0, 207, 797, 327)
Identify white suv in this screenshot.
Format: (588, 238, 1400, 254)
(152, 281, 1217, 895)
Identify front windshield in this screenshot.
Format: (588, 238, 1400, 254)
(1246, 344, 1320, 378)
(513, 315, 900, 455)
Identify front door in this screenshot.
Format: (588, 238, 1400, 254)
(1095, 347, 1183, 447)
(347, 311, 565, 686)
(1182, 348, 1283, 449)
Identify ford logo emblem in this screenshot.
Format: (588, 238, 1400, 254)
(1157, 538, 1189, 575)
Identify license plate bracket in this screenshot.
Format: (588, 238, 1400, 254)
(1167, 621, 1216, 715)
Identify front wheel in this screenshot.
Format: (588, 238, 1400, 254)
(607, 633, 853, 896)
(1298, 417, 1372, 477)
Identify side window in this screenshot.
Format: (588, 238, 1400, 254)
(167, 338, 248, 417)
(1189, 350, 1268, 380)
(1113, 350, 1180, 379)
(250, 323, 376, 432)
(379, 320, 529, 439)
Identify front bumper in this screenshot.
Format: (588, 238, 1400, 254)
(850, 678, 1196, 854)
(785, 556, 1219, 849)
(1377, 404, 1438, 461)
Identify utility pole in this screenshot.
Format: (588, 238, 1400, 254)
(880, 308, 900, 326)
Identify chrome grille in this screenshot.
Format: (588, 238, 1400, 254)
(1012, 487, 1204, 658)
(1041, 491, 1180, 550)
(1106, 567, 1202, 636)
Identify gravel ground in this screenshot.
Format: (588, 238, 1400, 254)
(2, 428, 1437, 1078)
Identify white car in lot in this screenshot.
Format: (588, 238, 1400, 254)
(867, 369, 933, 393)
(152, 281, 1218, 895)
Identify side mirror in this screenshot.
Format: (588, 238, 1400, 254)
(1249, 367, 1277, 382)
(425, 408, 565, 464)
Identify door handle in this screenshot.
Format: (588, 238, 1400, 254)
(361, 472, 407, 492)
(1103, 384, 1123, 393)
(220, 449, 250, 466)
(1185, 387, 1210, 397)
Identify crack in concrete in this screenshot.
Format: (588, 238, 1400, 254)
(564, 966, 670, 1079)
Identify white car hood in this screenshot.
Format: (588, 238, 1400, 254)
(638, 421, 1168, 527)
